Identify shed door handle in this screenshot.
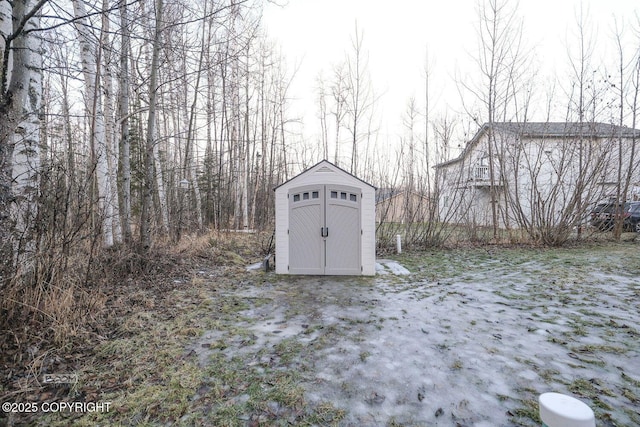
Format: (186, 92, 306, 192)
(320, 227, 329, 237)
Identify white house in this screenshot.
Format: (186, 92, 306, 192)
(434, 122, 640, 229)
(274, 160, 376, 275)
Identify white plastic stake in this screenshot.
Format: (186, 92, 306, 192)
(396, 234, 402, 254)
(539, 392, 595, 427)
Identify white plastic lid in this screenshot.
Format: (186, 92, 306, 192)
(539, 392, 595, 427)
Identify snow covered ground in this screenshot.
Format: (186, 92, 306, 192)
(195, 245, 640, 426)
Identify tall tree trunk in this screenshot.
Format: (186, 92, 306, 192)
(140, 0, 164, 251)
(204, 30, 215, 227)
(118, 0, 132, 242)
(570, 4, 592, 237)
(100, 0, 122, 244)
(423, 52, 432, 196)
(0, 0, 46, 279)
(474, 0, 524, 240)
(183, 11, 208, 231)
(242, 42, 250, 229)
(317, 77, 329, 160)
(153, 129, 169, 232)
(72, 0, 117, 247)
(612, 26, 638, 238)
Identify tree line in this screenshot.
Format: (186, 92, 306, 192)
(1, 0, 300, 292)
(1, 0, 640, 295)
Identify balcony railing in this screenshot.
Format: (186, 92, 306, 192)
(474, 165, 489, 181)
(469, 165, 503, 187)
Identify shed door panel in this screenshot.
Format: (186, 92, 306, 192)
(289, 186, 324, 274)
(288, 184, 361, 275)
(325, 186, 361, 275)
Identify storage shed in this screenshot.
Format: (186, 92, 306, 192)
(274, 160, 376, 275)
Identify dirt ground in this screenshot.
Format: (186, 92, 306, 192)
(2, 240, 639, 426)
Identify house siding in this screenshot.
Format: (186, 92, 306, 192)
(435, 123, 639, 228)
(376, 192, 431, 223)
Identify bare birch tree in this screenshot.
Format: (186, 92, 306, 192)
(316, 73, 329, 160)
(0, 0, 47, 281)
(72, 0, 121, 247)
(556, 5, 615, 236)
(474, 0, 523, 240)
(610, 21, 640, 238)
(140, 0, 164, 251)
(345, 22, 374, 175)
(331, 63, 348, 167)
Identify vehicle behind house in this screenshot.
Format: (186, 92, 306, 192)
(626, 202, 640, 232)
(590, 201, 639, 231)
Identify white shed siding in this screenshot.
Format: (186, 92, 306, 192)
(274, 160, 376, 275)
(274, 188, 289, 274)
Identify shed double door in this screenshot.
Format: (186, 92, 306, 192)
(289, 184, 361, 275)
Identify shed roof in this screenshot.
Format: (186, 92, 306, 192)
(434, 122, 640, 169)
(274, 159, 376, 191)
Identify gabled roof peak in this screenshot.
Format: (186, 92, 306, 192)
(274, 159, 376, 191)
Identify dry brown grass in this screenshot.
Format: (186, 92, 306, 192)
(175, 229, 273, 264)
(0, 230, 268, 417)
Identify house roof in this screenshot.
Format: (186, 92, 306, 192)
(375, 187, 401, 203)
(273, 159, 376, 191)
(493, 122, 640, 138)
(434, 122, 640, 168)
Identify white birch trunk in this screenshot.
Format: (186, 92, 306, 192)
(242, 150, 249, 229)
(242, 49, 250, 230)
(153, 134, 169, 232)
(140, 0, 168, 239)
(101, 0, 122, 244)
(72, 0, 115, 247)
(7, 0, 42, 267)
(189, 152, 204, 229)
(0, 1, 13, 85)
(184, 22, 206, 231)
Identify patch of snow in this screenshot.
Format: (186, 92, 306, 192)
(245, 262, 263, 271)
(191, 253, 640, 426)
(376, 259, 411, 275)
(384, 261, 411, 275)
(375, 263, 389, 275)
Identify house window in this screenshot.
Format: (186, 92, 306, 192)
(303, 192, 309, 200)
(340, 192, 347, 200)
(312, 191, 319, 199)
(331, 191, 338, 199)
(293, 194, 300, 202)
(350, 194, 357, 202)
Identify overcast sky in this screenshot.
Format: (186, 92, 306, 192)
(262, 0, 640, 147)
